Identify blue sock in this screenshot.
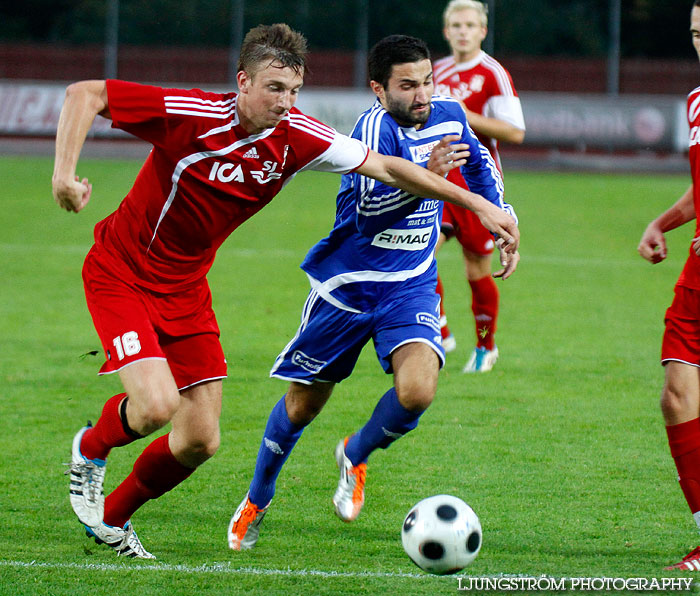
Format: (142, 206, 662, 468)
(248, 396, 305, 508)
(344, 387, 423, 466)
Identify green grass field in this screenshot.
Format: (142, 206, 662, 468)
(0, 155, 696, 594)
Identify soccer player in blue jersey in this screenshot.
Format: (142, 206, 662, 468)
(227, 34, 519, 551)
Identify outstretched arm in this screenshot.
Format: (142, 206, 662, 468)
(638, 184, 695, 264)
(461, 106, 525, 144)
(52, 80, 110, 213)
(356, 149, 519, 253)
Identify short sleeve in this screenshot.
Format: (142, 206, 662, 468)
(302, 134, 369, 174)
(483, 96, 525, 130)
(106, 80, 169, 145)
(106, 80, 237, 148)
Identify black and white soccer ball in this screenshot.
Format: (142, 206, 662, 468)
(401, 494, 482, 575)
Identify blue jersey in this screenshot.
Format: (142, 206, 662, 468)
(300, 95, 510, 314)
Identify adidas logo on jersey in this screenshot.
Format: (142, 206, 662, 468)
(243, 147, 259, 159)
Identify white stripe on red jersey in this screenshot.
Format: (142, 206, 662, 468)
(433, 56, 455, 82)
(164, 95, 236, 107)
(165, 108, 236, 119)
(689, 86, 700, 123)
(165, 95, 237, 119)
(481, 53, 515, 97)
(289, 113, 335, 135)
(289, 115, 336, 142)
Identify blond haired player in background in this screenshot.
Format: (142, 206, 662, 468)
(433, 0, 525, 372)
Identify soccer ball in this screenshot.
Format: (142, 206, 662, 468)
(401, 494, 482, 575)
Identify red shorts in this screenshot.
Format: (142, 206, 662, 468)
(82, 248, 227, 390)
(441, 202, 495, 256)
(662, 285, 700, 367)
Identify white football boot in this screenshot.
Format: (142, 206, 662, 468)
(85, 520, 155, 559)
(66, 424, 106, 527)
(228, 492, 269, 551)
(332, 437, 367, 522)
(463, 346, 499, 373)
(442, 334, 457, 354)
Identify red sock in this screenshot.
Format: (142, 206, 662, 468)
(103, 433, 194, 528)
(436, 275, 451, 339)
(81, 393, 139, 461)
(469, 275, 499, 350)
(667, 419, 700, 515)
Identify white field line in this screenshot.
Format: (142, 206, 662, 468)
(0, 559, 435, 581)
(6, 560, 684, 590)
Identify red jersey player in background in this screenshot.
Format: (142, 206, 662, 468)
(433, 0, 525, 372)
(53, 23, 519, 558)
(638, 0, 700, 571)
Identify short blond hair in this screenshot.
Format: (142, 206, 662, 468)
(443, 0, 488, 28)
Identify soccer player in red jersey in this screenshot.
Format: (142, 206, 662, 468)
(53, 23, 519, 558)
(432, 0, 525, 372)
(638, 0, 700, 571)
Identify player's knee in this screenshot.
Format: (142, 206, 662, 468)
(395, 380, 435, 412)
(131, 388, 181, 434)
(286, 398, 324, 426)
(185, 431, 220, 466)
(287, 402, 319, 426)
(661, 387, 683, 419)
(285, 382, 333, 426)
(660, 383, 696, 424)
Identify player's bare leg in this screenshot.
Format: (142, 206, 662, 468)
(169, 379, 222, 467)
(103, 377, 222, 523)
(119, 359, 182, 436)
(662, 362, 700, 570)
(392, 342, 439, 411)
(285, 381, 336, 426)
(83, 367, 222, 558)
(661, 362, 700, 425)
(68, 359, 180, 529)
(462, 248, 499, 373)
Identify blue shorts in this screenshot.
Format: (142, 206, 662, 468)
(270, 288, 445, 384)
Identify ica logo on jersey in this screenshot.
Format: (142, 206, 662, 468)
(209, 161, 245, 183)
(208, 160, 283, 185)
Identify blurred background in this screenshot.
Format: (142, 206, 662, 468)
(1, 0, 698, 169)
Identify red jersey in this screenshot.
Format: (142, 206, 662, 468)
(94, 80, 368, 292)
(678, 86, 700, 290)
(433, 51, 524, 171)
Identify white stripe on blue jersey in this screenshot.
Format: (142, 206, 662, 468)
(358, 103, 387, 203)
(400, 119, 464, 140)
(299, 95, 510, 313)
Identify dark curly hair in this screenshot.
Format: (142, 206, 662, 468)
(368, 35, 431, 88)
